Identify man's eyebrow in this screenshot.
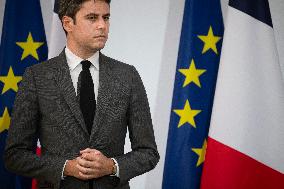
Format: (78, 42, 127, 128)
(104, 13, 110, 17)
(84, 13, 110, 17)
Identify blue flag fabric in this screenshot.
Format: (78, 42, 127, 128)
(0, 0, 48, 188)
(162, 0, 224, 188)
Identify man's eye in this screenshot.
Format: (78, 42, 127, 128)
(103, 16, 110, 21)
(87, 16, 96, 20)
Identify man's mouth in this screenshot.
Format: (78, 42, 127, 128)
(94, 35, 106, 39)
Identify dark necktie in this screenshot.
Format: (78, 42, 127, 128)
(79, 60, 96, 135)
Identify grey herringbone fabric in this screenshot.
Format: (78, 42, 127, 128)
(4, 50, 159, 189)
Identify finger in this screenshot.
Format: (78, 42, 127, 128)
(81, 151, 102, 161)
(78, 171, 92, 180)
(77, 157, 93, 168)
(81, 152, 94, 161)
(80, 148, 93, 154)
(76, 164, 93, 175)
(80, 148, 101, 155)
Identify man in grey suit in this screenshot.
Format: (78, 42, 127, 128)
(4, 0, 159, 188)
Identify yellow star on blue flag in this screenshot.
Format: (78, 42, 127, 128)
(0, 67, 22, 94)
(179, 59, 206, 88)
(198, 26, 222, 54)
(0, 108, 11, 133)
(16, 32, 44, 61)
(173, 100, 201, 128)
(192, 139, 207, 167)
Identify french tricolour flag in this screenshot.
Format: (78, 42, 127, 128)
(200, 0, 284, 188)
(48, 0, 66, 58)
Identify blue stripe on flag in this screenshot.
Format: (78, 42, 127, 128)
(54, 0, 60, 14)
(229, 0, 272, 27)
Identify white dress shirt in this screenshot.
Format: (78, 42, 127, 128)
(62, 47, 119, 178)
(65, 47, 99, 99)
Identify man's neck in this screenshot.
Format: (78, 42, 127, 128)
(66, 42, 98, 60)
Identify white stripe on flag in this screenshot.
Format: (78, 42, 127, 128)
(48, 12, 66, 58)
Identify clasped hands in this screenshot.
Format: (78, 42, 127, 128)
(64, 148, 114, 180)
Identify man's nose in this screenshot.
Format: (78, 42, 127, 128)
(96, 18, 107, 29)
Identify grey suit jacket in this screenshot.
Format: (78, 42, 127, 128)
(4, 51, 159, 189)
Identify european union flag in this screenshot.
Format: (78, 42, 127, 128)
(0, 0, 48, 188)
(162, 0, 224, 188)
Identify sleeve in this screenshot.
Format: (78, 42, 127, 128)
(4, 67, 66, 188)
(111, 158, 119, 177)
(114, 66, 160, 183)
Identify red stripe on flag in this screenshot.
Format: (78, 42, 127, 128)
(31, 179, 38, 189)
(201, 137, 284, 189)
(36, 146, 41, 156)
(31, 146, 41, 189)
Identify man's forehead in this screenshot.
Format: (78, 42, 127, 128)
(81, 0, 110, 8)
(84, 0, 110, 5)
(80, 0, 110, 13)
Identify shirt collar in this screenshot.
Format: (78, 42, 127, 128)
(65, 46, 100, 71)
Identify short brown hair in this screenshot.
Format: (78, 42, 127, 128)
(58, 0, 111, 21)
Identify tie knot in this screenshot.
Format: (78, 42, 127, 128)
(81, 60, 92, 70)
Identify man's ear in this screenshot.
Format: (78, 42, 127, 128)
(62, 16, 74, 33)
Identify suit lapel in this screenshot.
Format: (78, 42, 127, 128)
(53, 50, 88, 135)
(90, 53, 113, 139)
(51, 51, 114, 139)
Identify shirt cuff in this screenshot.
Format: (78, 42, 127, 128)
(111, 158, 120, 177)
(61, 160, 68, 180)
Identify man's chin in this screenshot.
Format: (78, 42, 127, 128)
(88, 44, 106, 53)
